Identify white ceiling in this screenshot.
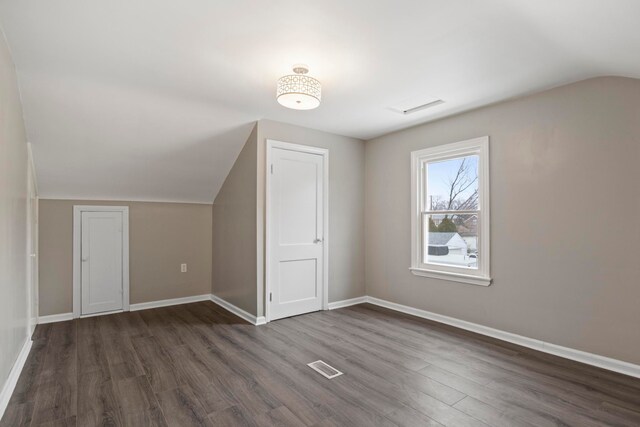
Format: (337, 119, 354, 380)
(1, 0, 639, 203)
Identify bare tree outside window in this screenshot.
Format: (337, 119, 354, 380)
(412, 137, 490, 284)
(425, 155, 479, 267)
(428, 157, 478, 211)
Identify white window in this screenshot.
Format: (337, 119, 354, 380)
(410, 136, 491, 286)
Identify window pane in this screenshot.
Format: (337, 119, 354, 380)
(426, 155, 478, 211)
(423, 213, 478, 269)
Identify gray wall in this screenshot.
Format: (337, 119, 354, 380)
(211, 124, 258, 315)
(0, 31, 29, 395)
(38, 200, 213, 316)
(257, 119, 366, 316)
(365, 77, 640, 365)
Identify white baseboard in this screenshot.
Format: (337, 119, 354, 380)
(327, 296, 367, 310)
(80, 309, 124, 319)
(364, 296, 640, 379)
(210, 294, 263, 326)
(38, 294, 212, 324)
(38, 312, 73, 324)
(36, 292, 638, 379)
(0, 337, 33, 420)
(129, 294, 211, 311)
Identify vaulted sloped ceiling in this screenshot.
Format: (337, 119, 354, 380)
(1, 0, 639, 203)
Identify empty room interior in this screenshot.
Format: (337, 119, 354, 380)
(1, 1, 640, 426)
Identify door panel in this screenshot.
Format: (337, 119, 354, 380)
(279, 259, 318, 303)
(81, 211, 123, 315)
(269, 146, 324, 321)
(278, 158, 318, 245)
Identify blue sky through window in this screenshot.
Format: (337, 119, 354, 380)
(427, 155, 478, 210)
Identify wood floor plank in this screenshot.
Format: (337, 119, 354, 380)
(599, 401, 640, 425)
(30, 377, 77, 426)
(160, 305, 246, 360)
(485, 376, 636, 427)
(384, 404, 445, 427)
(122, 407, 167, 427)
(273, 320, 469, 424)
(156, 385, 215, 427)
(254, 406, 307, 427)
(230, 350, 332, 425)
(77, 369, 122, 426)
(31, 321, 78, 426)
(130, 335, 182, 393)
(31, 415, 77, 427)
(419, 364, 576, 427)
(348, 305, 640, 403)
(31, 323, 53, 341)
(38, 321, 77, 385)
(230, 328, 398, 426)
(7, 338, 48, 406)
(137, 308, 189, 349)
(77, 316, 110, 377)
(453, 396, 539, 427)
(248, 322, 422, 422)
(284, 315, 430, 371)
(277, 313, 461, 414)
(164, 345, 236, 414)
(311, 417, 343, 427)
(288, 316, 469, 406)
(321, 309, 514, 386)
(102, 332, 146, 381)
(111, 311, 152, 338)
(115, 374, 160, 416)
(3, 301, 640, 427)
(0, 401, 34, 427)
(209, 406, 257, 427)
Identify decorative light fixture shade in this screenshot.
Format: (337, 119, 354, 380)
(276, 65, 321, 110)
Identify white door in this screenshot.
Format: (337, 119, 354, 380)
(81, 211, 124, 315)
(269, 145, 326, 321)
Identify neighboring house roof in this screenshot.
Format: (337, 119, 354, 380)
(428, 232, 458, 246)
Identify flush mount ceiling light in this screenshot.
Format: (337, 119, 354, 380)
(276, 64, 321, 110)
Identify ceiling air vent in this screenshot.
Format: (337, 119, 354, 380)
(390, 94, 444, 115)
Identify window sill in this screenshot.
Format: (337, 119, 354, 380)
(409, 267, 492, 286)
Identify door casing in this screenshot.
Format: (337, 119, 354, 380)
(265, 139, 329, 323)
(27, 143, 38, 334)
(73, 205, 129, 318)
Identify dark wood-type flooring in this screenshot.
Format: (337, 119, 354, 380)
(2, 301, 640, 426)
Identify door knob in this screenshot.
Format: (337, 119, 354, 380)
(82, 257, 89, 262)
(313, 238, 323, 244)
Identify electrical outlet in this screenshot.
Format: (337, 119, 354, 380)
(181, 263, 187, 273)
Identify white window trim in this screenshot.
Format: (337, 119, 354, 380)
(410, 136, 491, 286)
